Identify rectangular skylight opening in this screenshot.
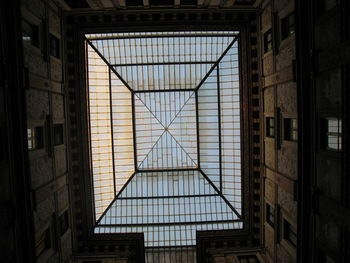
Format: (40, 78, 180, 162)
(85, 30, 243, 248)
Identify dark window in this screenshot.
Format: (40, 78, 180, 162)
(281, 13, 295, 40)
(49, 34, 60, 58)
(264, 30, 272, 53)
(22, 20, 40, 48)
(238, 255, 260, 263)
(266, 203, 275, 227)
(266, 117, 275, 138)
(27, 126, 44, 150)
(321, 117, 342, 151)
(284, 118, 298, 141)
(59, 210, 69, 236)
(284, 219, 297, 247)
(53, 124, 64, 146)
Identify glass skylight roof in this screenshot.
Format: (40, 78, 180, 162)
(86, 31, 242, 247)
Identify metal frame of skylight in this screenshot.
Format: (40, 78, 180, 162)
(85, 31, 243, 247)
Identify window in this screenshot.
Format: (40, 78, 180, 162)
(49, 34, 60, 58)
(53, 124, 64, 146)
(238, 255, 260, 263)
(284, 118, 298, 141)
(281, 13, 295, 40)
(284, 219, 297, 247)
(27, 126, 44, 150)
(321, 117, 342, 151)
(264, 29, 272, 53)
(266, 117, 275, 138)
(59, 210, 69, 236)
(22, 20, 39, 48)
(86, 31, 243, 248)
(266, 203, 275, 227)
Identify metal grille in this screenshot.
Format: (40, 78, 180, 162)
(86, 31, 242, 247)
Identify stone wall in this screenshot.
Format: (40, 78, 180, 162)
(258, 0, 298, 262)
(21, 0, 72, 262)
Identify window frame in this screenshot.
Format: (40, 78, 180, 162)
(27, 126, 44, 150)
(49, 33, 60, 59)
(263, 29, 273, 53)
(266, 203, 275, 227)
(266, 117, 275, 138)
(22, 19, 40, 48)
(284, 118, 298, 142)
(283, 219, 297, 248)
(281, 13, 295, 41)
(319, 117, 342, 152)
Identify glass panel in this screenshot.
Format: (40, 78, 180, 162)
(86, 31, 243, 248)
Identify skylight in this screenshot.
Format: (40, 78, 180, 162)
(85, 31, 242, 247)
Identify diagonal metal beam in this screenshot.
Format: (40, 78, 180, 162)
(134, 93, 166, 129)
(86, 39, 134, 93)
(199, 169, 241, 219)
(166, 131, 198, 167)
(166, 91, 196, 128)
(195, 36, 238, 92)
(95, 194, 118, 225)
(137, 130, 166, 169)
(114, 171, 138, 199)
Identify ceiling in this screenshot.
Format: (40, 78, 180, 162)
(60, 0, 256, 10)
